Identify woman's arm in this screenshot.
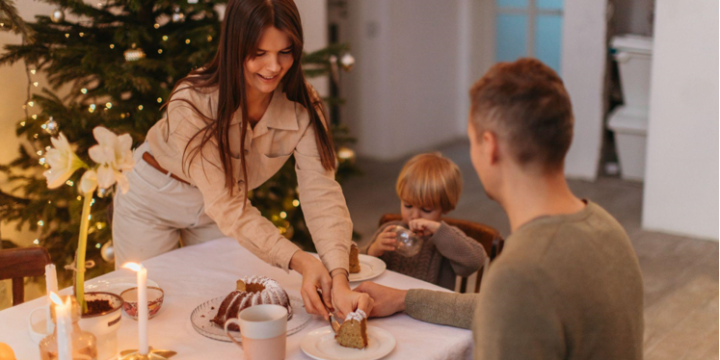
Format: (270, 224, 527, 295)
(431, 222, 488, 277)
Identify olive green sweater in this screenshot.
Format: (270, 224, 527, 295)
(404, 202, 644, 360)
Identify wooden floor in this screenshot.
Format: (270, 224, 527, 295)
(342, 140, 719, 360)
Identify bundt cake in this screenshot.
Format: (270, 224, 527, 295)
(211, 276, 293, 331)
(335, 309, 368, 349)
(349, 243, 361, 274)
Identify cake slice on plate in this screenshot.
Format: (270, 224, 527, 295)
(349, 243, 361, 274)
(335, 309, 368, 349)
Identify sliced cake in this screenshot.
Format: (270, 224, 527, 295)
(335, 309, 368, 349)
(211, 276, 293, 331)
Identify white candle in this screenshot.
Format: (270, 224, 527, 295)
(50, 293, 72, 360)
(45, 264, 58, 334)
(124, 262, 149, 355)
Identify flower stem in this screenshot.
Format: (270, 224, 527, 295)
(75, 192, 92, 314)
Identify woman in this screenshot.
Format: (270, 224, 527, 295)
(112, 0, 371, 318)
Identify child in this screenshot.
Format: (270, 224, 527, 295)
(361, 153, 487, 290)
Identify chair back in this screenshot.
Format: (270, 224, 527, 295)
(0, 247, 51, 306)
(378, 214, 504, 293)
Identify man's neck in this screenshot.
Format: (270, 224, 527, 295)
(498, 167, 586, 232)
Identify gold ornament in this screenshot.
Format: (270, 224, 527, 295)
(124, 44, 146, 62)
(340, 52, 355, 72)
(50, 9, 65, 23)
(337, 146, 356, 164)
(100, 241, 114, 262)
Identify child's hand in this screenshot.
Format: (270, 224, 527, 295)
(368, 225, 397, 257)
(409, 219, 441, 237)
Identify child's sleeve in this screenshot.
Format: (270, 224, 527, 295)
(359, 221, 402, 255)
(431, 222, 488, 277)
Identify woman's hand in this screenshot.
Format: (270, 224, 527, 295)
(408, 219, 441, 237)
(290, 251, 332, 320)
(354, 281, 407, 318)
(330, 269, 374, 319)
(368, 226, 397, 257)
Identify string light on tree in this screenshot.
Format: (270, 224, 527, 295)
(172, 8, 185, 23)
(50, 8, 65, 23)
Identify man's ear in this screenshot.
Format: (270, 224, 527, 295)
(482, 130, 500, 165)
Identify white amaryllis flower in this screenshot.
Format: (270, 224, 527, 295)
(80, 169, 98, 194)
(88, 126, 135, 193)
(43, 132, 86, 189)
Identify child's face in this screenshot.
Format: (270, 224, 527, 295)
(400, 200, 443, 224)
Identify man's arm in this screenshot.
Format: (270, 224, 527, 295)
(354, 282, 477, 330)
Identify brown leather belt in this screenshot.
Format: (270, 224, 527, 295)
(142, 152, 191, 186)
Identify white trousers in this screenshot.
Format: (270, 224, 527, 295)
(112, 142, 225, 269)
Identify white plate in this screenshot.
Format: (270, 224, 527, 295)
(190, 295, 311, 342)
(349, 255, 386, 283)
(85, 277, 160, 295)
(301, 325, 396, 360)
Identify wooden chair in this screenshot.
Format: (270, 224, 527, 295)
(0, 247, 51, 306)
(378, 214, 504, 293)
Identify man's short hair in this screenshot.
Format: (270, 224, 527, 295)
(469, 58, 573, 172)
(396, 153, 463, 213)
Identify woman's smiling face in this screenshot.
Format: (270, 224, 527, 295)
(244, 26, 294, 95)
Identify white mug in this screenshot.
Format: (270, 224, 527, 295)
(224, 305, 287, 360)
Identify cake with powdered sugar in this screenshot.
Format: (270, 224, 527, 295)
(335, 309, 368, 349)
(211, 276, 293, 331)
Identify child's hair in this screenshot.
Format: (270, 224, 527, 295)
(396, 153, 463, 213)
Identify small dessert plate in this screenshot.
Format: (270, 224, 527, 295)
(190, 295, 310, 342)
(120, 286, 165, 320)
(349, 255, 387, 283)
(301, 325, 396, 360)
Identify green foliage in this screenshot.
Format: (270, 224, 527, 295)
(0, 0, 359, 286)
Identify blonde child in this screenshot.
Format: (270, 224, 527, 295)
(361, 153, 487, 290)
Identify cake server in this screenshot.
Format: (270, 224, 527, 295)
(316, 289, 341, 333)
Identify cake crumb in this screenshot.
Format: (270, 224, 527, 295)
(211, 306, 215, 310)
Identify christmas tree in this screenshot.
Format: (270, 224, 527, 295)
(0, 0, 359, 286)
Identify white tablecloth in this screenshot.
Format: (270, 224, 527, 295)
(0, 238, 472, 359)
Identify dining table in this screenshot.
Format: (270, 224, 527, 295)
(0, 238, 473, 359)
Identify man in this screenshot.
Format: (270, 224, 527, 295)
(356, 58, 644, 359)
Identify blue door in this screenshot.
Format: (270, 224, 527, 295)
(495, 0, 564, 73)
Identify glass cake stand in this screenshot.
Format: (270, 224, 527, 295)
(190, 295, 311, 342)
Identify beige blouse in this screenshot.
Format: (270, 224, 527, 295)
(145, 85, 352, 273)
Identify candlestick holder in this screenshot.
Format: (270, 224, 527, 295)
(119, 347, 177, 360)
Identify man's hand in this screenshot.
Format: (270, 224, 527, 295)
(408, 219, 441, 237)
(290, 251, 332, 320)
(353, 282, 407, 318)
(368, 225, 397, 257)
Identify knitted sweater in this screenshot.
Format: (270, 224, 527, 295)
(361, 220, 487, 290)
(403, 202, 644, 360)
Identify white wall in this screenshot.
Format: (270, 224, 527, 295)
(340, 0, 466, 161)
(642, 0, 719, 240)
(561, 0, 608, 180)
(295, 0, 329, 97)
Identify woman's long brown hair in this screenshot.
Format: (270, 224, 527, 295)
(162, 0, 336, 203)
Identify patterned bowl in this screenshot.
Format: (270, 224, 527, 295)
(120, 286, 164, 320)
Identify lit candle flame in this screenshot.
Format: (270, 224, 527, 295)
(50, 292, 63, 305)
(123, 262, 143, 272)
